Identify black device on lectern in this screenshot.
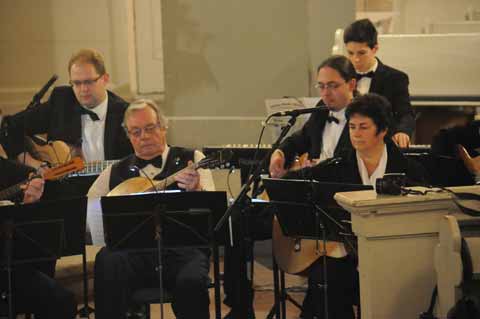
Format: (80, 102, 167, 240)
(262, 178, 372, 240)
(100, 191, 228, 252)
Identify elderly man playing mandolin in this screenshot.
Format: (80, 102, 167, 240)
(88, 99, 215, 319)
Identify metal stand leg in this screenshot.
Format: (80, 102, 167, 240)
(77, 246, 95, 318)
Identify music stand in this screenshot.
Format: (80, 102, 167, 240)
(100, 191, 227, 319)
(0, 196, 87, 319)
(263, 178, 372, 319)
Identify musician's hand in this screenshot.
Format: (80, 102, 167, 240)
(17, 152, 48, 176)
(300, 158, 316, 169)
(269, 150, 287, 178)
(392, 132, 410, 148)
(174, 161, 202, 191)
(21, 174, 44, 203)
(457, 145, 480, 175)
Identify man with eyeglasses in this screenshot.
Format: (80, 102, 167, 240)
(343, 18, 415, 148)
(2, 48, 133, 169)
(220, 55, 357, 319)
(87, 99, 215, 319)
(269, 55, 356, 179)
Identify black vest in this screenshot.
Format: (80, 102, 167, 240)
(109, 146, 195, 191)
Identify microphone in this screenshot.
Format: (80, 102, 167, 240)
(129, 165, 159, 193)
(29, 74, 58, 108)
(271, 107, 324, 117)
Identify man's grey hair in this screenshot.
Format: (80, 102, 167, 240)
(122, 99, 169, 130)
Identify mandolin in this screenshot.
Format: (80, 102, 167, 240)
(25, 135, 118, 175)
(107, 150, 232, 197)
(0, 157, 85, 201)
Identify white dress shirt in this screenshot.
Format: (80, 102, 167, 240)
(356, 59, 378, 95)
(318, 108, 347, 162)
(356, 144, 388, 190)
(86, 146, 216, 246)
(81, 96, 108, 162)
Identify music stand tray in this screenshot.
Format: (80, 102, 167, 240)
(100, 191, 227, 319)
(0, 196, 87, 319)
(262, 178, 372, 240)
(0, 196, 87, 263)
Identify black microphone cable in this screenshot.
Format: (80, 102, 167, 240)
(129, 165, 159, 193)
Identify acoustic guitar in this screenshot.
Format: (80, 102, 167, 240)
(25, 136, 118, 175)
(0, 157, 85, 201)
(107, 150, 232, 197)
(268, 154, 341, 275)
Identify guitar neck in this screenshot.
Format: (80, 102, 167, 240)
(79, 160, 119, 175)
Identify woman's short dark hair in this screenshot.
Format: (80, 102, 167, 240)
(345, 93, 393, 139)
(343, 19, 378, 48)
(316, 55, 356, 82)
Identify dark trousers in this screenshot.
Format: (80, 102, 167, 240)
(0, 266, 77, 318)
(301, 255, 359, 319)
(222, 204, 273, 317)
(94, 247, 211, 319)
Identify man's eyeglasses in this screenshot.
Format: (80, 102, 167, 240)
(126, 123, 163, 138)
(70, 74, 103, 88)
(314, 81, 345, 91)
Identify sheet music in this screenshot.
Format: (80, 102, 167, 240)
(87, 197, 106, 247)
(265, 97, 321, 141)
(87, 190, 183, 247)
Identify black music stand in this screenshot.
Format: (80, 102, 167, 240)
(263, 178, 372, 319)
(0, 196, 87, 319)
(100, 191, 227, 319)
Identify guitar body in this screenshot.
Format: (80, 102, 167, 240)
(269, 154, 340, 275)
(25, 136, 117, 175)
(107, 177, 164, 197)
(26, 137, 73, 165)
(272, 216, 339, 275)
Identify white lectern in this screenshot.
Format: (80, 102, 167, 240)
(334, 186, 480, 319)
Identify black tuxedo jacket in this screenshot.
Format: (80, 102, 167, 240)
(369, 58, 415, 137)
(278, 106, 352, 167)
(4, 86, 133, 160)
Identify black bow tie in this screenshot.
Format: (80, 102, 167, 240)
(77, 106, 100, 121)
(135, 155, 163, 169)
(355, 71, 375, 81)
(326, 115, 339, 124)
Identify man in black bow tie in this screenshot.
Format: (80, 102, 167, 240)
(343, 18, 415, 148)
(2, 48, 133, 170)
(88, 99, 215, 319)
(269, 55, 356, 179)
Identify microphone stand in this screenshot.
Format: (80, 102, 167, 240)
(214, 114, 297, 233)
(214, 115, 298, 319)
(0, 74, 57, 165)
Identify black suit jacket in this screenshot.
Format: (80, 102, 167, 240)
(3, 86, 133, 160)
(287, 141, 428, 186)
(369, 58, 416, 137)
(278, 106, 352, 167)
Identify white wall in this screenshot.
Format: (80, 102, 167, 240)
(0, 0, 355, 148)
(0, 0, 129, 113)
(392, 0, 480, 33)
